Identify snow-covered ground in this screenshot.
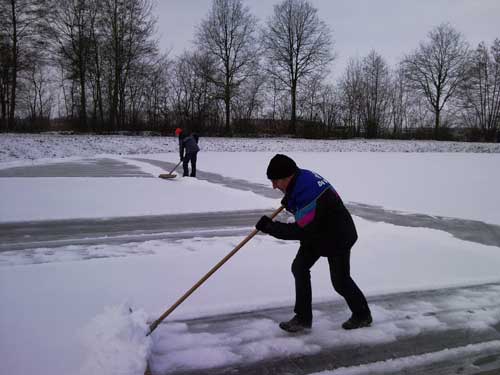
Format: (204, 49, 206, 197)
(1, 133, 500, 165)
(0, 176, 276, 222)
(1, 133, 500, 375)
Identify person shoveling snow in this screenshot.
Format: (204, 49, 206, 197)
(255, 154, 372, 333)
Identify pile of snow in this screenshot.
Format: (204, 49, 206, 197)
(1, 133, 499, 163)
(79, 304, 152, 375)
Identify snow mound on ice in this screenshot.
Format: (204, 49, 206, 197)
(79, 304, 152, 375)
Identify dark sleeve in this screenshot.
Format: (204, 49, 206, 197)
(265, 220, 304, 240)
(265, 190, 332, 241)
(179, 137, 184, 159)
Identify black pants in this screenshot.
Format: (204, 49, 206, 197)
(183, 152, 197, 177)
(292, 246, 370, 323)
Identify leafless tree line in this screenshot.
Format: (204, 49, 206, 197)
(1, 0, 499, 140)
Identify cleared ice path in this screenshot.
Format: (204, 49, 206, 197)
(1, 157, 500, 252)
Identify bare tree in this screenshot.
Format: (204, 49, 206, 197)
(0, 26, 11, 129)
(45, 0, 97, 130)
(457, 39, 500, 139)
(319, 84, 343, 132)
(263, 70, 288, 121)
(170, 52, 204, 129)
(195, 0, 258, 135)
(0, 0, 46, 130)
(22, 63, 54, 121)
(402, 23, 469, 138)
(360, 50, 391, 138)
(103, 0, 158, 130)
(140, 54, 171, 131)
(232, 70, 266, 121)
(390, 65, 411, 135)
(0, 0, 20, 129)
(297, 72, 324, 122)
(339, 58, 363, 136)
(87, 13, 105, 128)
(262, 0, 333, 134)
(169, 51, 220, 133)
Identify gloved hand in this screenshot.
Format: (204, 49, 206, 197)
(256, 215, 273, 233)
(280, 196, 288, 208)
(180, 156, 184, 162)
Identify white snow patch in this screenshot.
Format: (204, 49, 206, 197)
(0, 177, 276, 222)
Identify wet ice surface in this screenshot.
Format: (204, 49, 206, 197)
(0, 157, 151, 177)
(311, 340, 500, 375)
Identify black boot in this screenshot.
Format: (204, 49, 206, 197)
(279, 315, 312, 333)
(342, 313, 373, 330)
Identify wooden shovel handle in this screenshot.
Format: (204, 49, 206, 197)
(147, 205, 285, 335)
(169, 160, 182, 174)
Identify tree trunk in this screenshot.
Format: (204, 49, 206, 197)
(109, 1, 120, 131)
(95, 69, 104, 126)
(224, 80, 231, 135)
(434, 107, 440, 139)
(79, 64, 87, 131)
(434, 86, 441, 139)
(0, 81, 6, 130)
(290, 81, 297, 134)
(225, 98, 230, 135)
(8, 0, 17, 129)
(92, 39, 104, 127)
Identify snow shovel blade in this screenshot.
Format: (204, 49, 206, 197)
(158, 173, 177, 179)
(158, 160, 182, 179)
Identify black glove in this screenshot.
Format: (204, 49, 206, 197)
(256, 215, 273, 233)
(180, 156, 184, 161)
(280, 196, 288, 208)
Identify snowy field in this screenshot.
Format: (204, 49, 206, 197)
(1, 133, 500, 165)
(1, 133, 500, 375)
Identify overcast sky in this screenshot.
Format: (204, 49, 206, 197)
(155, 0, 500, 79)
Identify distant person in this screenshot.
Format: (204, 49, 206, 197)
(255, 154, 372, 333)
(175, 128, 200, 177)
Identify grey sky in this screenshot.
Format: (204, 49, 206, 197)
(155, 0, 500, 78)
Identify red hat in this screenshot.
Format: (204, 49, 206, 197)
(175, 128, 183, 136)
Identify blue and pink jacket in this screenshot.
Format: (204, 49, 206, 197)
(267, 169, 357, 256)
(286, 169, 335, 227)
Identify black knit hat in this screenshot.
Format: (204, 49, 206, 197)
(266, 154, 298, 180)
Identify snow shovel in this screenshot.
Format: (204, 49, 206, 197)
(158, 160, 182, 179)
(147, 205, 285, 336)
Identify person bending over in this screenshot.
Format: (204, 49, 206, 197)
(175, 128, 200, 177)
(256, 154, 372, 333)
